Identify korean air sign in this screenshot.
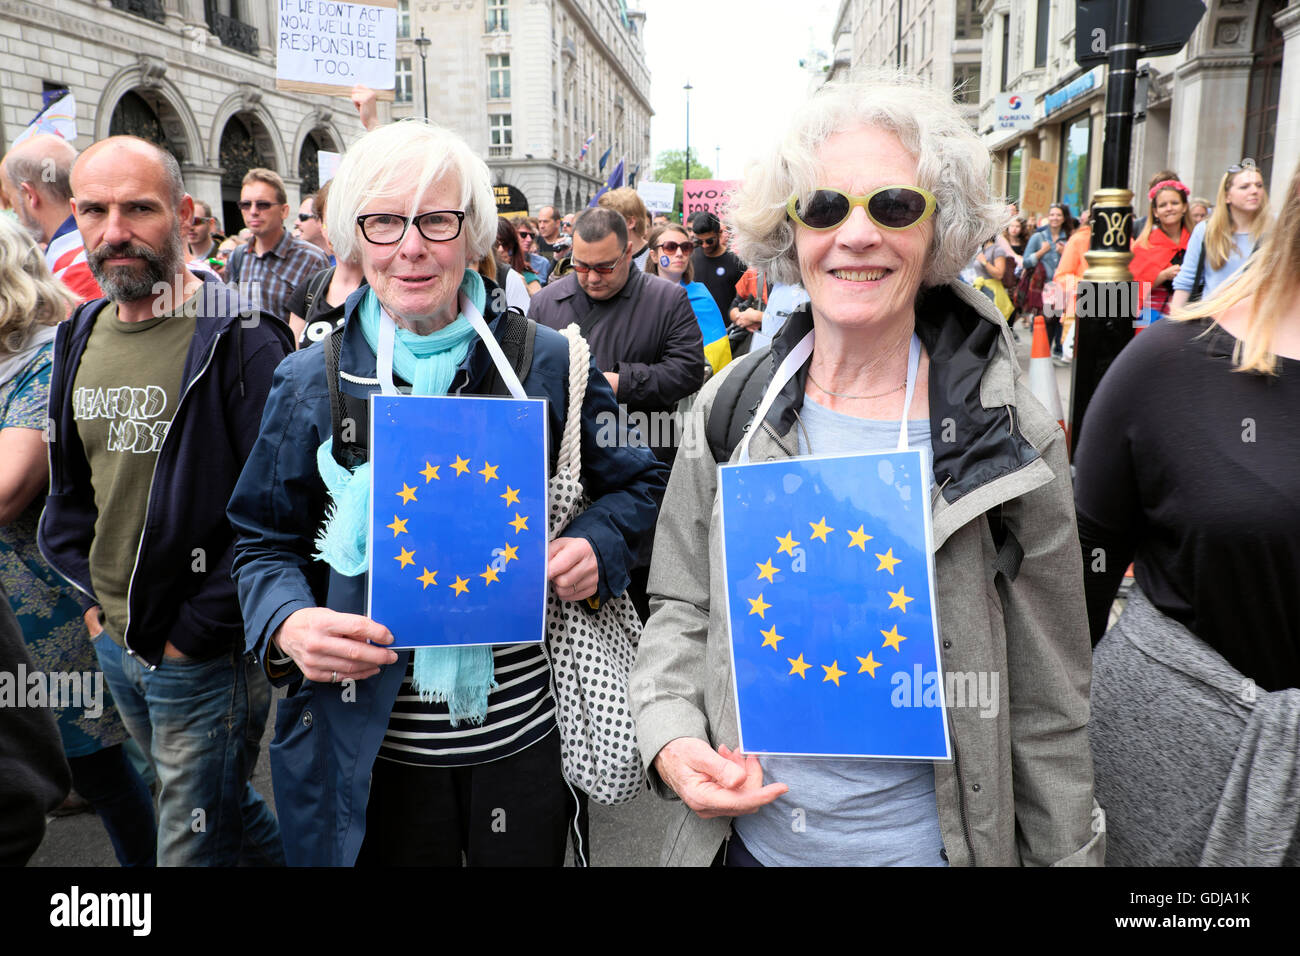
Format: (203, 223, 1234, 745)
(994, 92, 1034, 131)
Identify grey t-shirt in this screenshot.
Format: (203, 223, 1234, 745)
(733, 394, 946, 866)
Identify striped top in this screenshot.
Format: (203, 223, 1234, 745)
(378, 642, 556, 767)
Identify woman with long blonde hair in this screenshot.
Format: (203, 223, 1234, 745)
(1073, 160, 1300, 865)
(0, 216, 157, 865)
(1169, 159, 1270, 310)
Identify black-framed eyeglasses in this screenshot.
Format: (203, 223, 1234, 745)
(571, 247, 627, 274)
(238, 200, 278, 212)
(356, 210, 465, 244)
(1226, 158, 1258, 174)
(657, 240, 694, 254)
(297, 213, 316, 222)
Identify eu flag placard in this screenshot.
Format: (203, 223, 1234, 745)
(719, 450, 950, 759)
(367, 395, 548, 648)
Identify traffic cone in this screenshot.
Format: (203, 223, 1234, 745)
(1029, 315, 1067, 439)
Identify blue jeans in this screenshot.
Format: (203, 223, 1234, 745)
(93, 635, 284, 866)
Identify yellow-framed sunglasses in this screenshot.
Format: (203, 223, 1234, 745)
(786, 185, 938, 232)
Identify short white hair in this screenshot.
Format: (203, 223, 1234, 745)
(728, 70, 1004, 287)
(325, 120, 497, 265)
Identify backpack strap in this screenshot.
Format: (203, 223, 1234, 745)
(706, 349, 772, 463)
(302, 267, 333, 322)
(484, 308, 537, 396)
(227, 244, 246, 284)
(1189, 243, 1207, 303)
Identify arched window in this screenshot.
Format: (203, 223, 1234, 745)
(1243, 0, 1285, 186)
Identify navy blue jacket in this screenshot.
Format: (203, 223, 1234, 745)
(226, 282, 667, 865)
(38, 278, 294, 666)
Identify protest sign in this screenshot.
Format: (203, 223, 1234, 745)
(276, 0, 397, 100)
(317, 149, 341, 185)
(1021, 157, 1058, 222)
(682, 179, 739, 222)
(719, 451, 950, 758)
(367, 395, 548, 648)
(636, 180, 675, 215)
(494, 184, 529, 219)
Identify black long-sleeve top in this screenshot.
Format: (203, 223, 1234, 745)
(1073, 317, 1300, 691)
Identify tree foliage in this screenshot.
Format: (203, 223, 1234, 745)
(652, 149, 713, 218)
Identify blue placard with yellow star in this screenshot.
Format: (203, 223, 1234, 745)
(366, 395, 548, 648)
(719, 450, 950, 759)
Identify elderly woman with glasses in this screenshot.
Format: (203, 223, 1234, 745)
(629, 74, 1103, 867)
(227, 121, 667, 867)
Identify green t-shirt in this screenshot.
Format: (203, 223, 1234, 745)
(72, 298, 197, 646)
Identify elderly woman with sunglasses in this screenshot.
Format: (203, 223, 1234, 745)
(227, 122, 667, 866)
(629, 74, 1103, 867)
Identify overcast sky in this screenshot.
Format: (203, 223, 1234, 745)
(638, 0, 839, 181)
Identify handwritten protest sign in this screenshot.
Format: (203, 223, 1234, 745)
(636, 181, 675, 215)
(317, 150, 341, 184)
(682, 179, 739, 223)
(277, 0, 397, 100)
(1021, 158, 1057, 222)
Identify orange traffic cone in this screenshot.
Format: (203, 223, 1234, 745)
(1029, 315, 1067, 439)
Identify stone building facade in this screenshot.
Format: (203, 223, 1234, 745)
(824, 0, 985, 127)
(0, 0, 369, 235)
(977, 0, 1298, 216)
(394, 0, 652, 215)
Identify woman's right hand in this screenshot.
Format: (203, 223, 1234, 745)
(272, 607, 398, 683)
(653, 737, 788, 819)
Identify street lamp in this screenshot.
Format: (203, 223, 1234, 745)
(414, 27, 431, 121)
(683, 81, 693, 183)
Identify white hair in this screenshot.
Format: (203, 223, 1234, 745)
(728, 69, 1004, 287)
(325, 120, 497, 265)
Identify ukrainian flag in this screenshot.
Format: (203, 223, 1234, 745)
(683, 281, 732, 375)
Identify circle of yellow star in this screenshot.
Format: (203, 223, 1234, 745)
(500, 486, 520, 506)
(887, 585, 914, 612)
(386, 515, 408, 537)
(755, 557, 778, 583)
(857, 652, 882, 677)
(759, 625, 784, 650)
(500, 542, 519, 564)
(509, 513, 529, 534)
(396, 483, 417, 505)
(821, 660, 847, 686)
(420, 461, 440, 482)
(847, 524, 872, 551)
(809, 516, 834, 542)
(747, 593, 771, 619)
(417, 567, 438, 589)
(394, 547, 415, 569)
(787, 653, 812, 678)
(451, 455, 471, 476)
(880, 624, 907, 652)
(479, 461, 499, 482)
(775, 531, 800, 556)
(451, 575, 470, 596)
(480, 564, 500, 585)
(875, 547, 902, 575)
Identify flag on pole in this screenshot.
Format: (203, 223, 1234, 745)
(13, 91, 77, 146)
(719, 451, 950, 758)
(367, 394, 549, 649)
(578, 132, 596, 162)
(588, 159, 626, 207)
(598, 146, 612, 172)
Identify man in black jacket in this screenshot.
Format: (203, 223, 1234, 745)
(39, 136, 290, 866)
(528, 207, 705, 618)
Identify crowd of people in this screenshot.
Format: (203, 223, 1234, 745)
(1, 69, 1296, 868)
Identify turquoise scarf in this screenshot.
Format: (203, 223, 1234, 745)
(315, 272, 497, 724)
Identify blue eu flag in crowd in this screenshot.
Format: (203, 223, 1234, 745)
(367, 395, 548, 649)
(719, 450, 950, 759)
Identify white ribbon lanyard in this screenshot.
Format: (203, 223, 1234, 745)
(738, 330, 922, 463)
(375, 290, 529, 400)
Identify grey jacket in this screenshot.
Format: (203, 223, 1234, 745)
(630, 281, 1104, 866)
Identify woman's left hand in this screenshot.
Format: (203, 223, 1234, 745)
(548, 536, 599, 601)
(1157, 264, 1181, 284)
